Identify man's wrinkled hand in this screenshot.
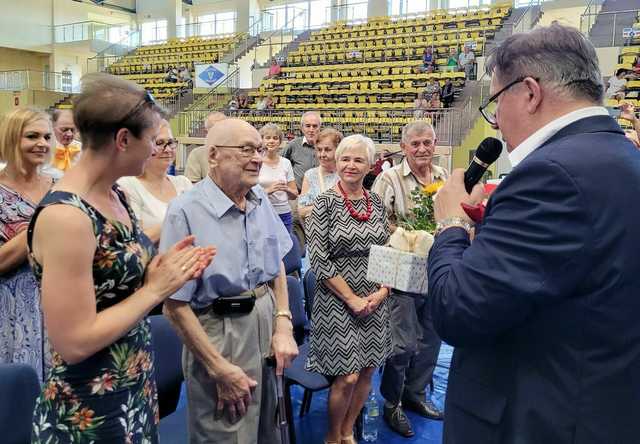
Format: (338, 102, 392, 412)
(215, 363, 257, 424)
(271, 327, 298, 376)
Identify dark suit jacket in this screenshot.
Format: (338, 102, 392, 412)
(428, 115, 640, 444)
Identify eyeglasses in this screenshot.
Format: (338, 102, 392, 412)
(153, 138, 178, 154)
(479, 77, 539, 126)
(216, 144, 267, 158)
(118, 90, 157, 127)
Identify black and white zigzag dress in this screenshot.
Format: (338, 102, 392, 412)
(305, 189, 392, 376)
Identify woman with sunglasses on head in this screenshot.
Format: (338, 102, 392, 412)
(28, 73, 214, 443)
(118, 119, 192, 244)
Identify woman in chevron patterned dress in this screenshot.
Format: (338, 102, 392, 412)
(306, 135, 392, 444)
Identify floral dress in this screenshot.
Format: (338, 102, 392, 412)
(28, 189, 159, 444)
(0, 183, 49, 382)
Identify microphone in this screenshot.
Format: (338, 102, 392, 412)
(464, 137, 503, 193)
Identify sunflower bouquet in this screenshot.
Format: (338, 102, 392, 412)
(366, 181, 444, 294)
(400, 181, 445, 234)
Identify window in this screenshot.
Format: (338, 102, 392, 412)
(288, 2, 310, 30)
(195, 12, 235, 37)
(310, 0, 331, 28)
(216, 12, 236, 34)
(346, 0, 368, 21)
(198, 14, 216, 36)
(143, 20, 168, 43)
(448, 0, 469, 9)
(263, 6, 289, 31)
(108, 25, 130, 43)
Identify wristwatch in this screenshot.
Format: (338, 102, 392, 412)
(435, 216, 474, 236)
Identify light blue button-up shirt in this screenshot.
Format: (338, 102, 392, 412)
(160, 176, 292, 308)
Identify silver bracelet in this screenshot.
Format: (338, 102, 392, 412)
(435, 216, 474, 236)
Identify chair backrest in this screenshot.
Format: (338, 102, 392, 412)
(0, 363, 40, 444)
(303, 269, 317, 321)
(149, 315, 184, 419)
(286, 276, 307, 345)
(283, 232, 302, 276)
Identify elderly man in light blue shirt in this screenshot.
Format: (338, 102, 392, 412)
(162, 119, 298, 444)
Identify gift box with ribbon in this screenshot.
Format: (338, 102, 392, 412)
(366, 227, 434, 294)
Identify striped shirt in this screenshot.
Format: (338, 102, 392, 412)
(371, 158, 448, 226)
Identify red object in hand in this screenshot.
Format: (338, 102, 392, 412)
(460, 183, 496, 223)
(461, 202, 485, 223)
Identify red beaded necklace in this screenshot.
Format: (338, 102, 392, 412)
(337, 181, 373, 222)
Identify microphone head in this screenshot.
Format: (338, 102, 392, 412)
(475, 137, 503, 165)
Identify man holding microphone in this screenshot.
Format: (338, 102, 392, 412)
(428, 24, 640, 444)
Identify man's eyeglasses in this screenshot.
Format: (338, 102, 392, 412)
(153, 139, 178, 154)
(479, 77, 539, 126)
(216, 144, 267, 158)
(118, 90, 157, 126)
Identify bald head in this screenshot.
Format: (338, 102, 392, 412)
(206, 118, 260, 148)
(204, 112, 227, 131)
(206, 118, 263, 193)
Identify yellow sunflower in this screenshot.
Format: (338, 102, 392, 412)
(422, 181, 445, 195)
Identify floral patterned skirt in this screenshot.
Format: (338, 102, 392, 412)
(32, 320, 159, 444)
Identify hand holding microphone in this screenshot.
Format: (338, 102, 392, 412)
(434, 137, 502, 223)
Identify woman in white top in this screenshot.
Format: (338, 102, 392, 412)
(258, 123, 298, 232)
(298, 128, 343, 219)
(118, 119, 192, 244)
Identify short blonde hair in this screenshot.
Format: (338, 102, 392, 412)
(0, 107, 51, 174)
(335, 134, 376, 165)
(259, 123, 283, 142)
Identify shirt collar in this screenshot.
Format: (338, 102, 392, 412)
(202, 176, 262, 218)
(401, 158, 447, 182)
(508, 106, 609, 167)
(302, 136, 314, 147)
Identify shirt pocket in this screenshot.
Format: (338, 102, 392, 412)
(261, 235, 282, 278)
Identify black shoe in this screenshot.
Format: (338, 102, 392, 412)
(402, 397, 444, 420)
(383, 404, 415, 438)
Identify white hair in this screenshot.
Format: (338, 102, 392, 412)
(335, 134, 376, 165)
(300, 111, 322, 126)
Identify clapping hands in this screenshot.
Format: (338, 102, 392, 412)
(265, 180, 288, 195)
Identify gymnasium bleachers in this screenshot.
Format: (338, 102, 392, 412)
(241, 4, 511, 137)
(606, 39, 640, 129)
(108, 34, 243, 98)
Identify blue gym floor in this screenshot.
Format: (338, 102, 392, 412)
(162, 344, 451, 444)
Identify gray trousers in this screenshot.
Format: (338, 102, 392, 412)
(380, 291, 442, 405)
(183, 290, 281, 444)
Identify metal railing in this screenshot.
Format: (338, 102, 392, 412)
(54, 21, 132, 43)
(189, 65, 240, 109)
(86, 29, 142, 73)
(244, 8, 308, 70)
(176, 18, 237, 39)
(500, 0, 542, 37)
(177, 107, 465, 145)
(386, 4, 495, 21)
(0, 70, 74, 93)
(580, 8, 640, 47)
(222, 8, 307, 66)
(579, 0, 605, 35)
(327, 2, 369, 25)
